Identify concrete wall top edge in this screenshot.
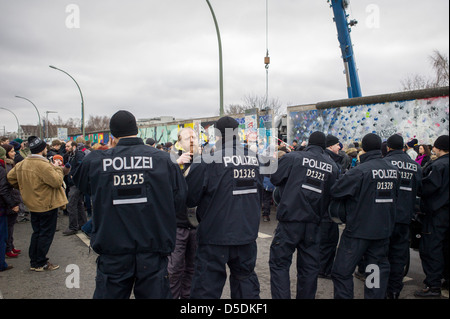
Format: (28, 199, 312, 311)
(288, 86, 449, 111)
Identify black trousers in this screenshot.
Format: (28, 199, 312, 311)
(419, 206, 449, 288)
(190, 242, 260, 299)
(331, 231, 390, 299)
(269, 221, 321, 299)
(387, 223, 410, 294)
(29, 209, 58, 268)
(319, 221, 339, 276)
(262, 190, 272, 216)
(168, 227, 197, 299)
(93, 252, 171, 299)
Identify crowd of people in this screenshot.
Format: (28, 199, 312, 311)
(0, 114, 448, 300)
(271, 133, 448, 298)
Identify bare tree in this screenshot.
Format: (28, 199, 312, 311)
(429, 50, 449, 87)
(225, 104, 247, 115)
(65, 117, 82, 129)
(48, 114, 110, 135)
(225, 94, 284, 115)
(52, 115, 67, 126)
(46, 116, 82, 136)
(401, 73, 433, 91)
(401, 50, 449, 91)
(85, 115, 110, 132)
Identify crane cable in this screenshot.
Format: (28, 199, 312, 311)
(264, 0, 270, 108)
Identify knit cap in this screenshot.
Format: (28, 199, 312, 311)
(28, 136, 47, 154)
(109, 110, 138, 138)
(0, 146, 6, 160)
(361, 133, 382, 152)
(308, 131, 326, 150)
(433, 135, 449, 151)
(407, 138, 418, 148)
(53, 155, 64, 162)
(9, 140, 21, 152)
(216, 116, 239, 138)
(326, 134, 340, 148)
(387, 134, 404, 150)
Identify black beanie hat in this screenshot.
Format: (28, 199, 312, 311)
(308, 131, 326, 150)
(433, 135, 449, 151)
(9, 140, 21, 152)
(146, 138, 156, 146)
(406, 138, 418, 148)
(28, 136, 47, 154)
(216, 116, 239, 138)
(387, 134, 404, 150)
(109, 110, 138, 138)
(362, 133, 382, 152)
(326, 134, 340, 148)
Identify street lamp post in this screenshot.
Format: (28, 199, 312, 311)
(0, 107, 21, 139)
(205, 0, 224, 116)
(49, 65, 85, 138)
(45, 110, 58, 141)
(15, 95, 42, 139)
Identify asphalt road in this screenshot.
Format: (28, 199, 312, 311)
(0, 208, 448, 300)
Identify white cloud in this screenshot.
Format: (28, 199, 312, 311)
(0, 0, 448, 134)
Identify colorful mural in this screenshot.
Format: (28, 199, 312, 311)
(69, 112, 277, 153)
(138, 125, 182, 145)
(288, 96, 449, 146)
(71, 132, 111, 144)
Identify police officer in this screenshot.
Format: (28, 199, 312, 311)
(330, 133, 400, 299)
(325, 134, 350, 174)
(415, 135, 449, 298)
(269, 131, 339, 299)
(318, 134, 345, 279)
(185, 116, 262, 299)
(73, 110, 187, 299)
(384, 134, 422, 299)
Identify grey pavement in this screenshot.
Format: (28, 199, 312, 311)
(0, 208, 448, 300)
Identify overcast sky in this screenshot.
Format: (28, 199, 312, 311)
(0, 0, 449, 134)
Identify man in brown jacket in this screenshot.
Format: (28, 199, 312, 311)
(7, 136, 68, 272)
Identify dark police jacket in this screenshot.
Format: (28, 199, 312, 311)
(185, 141, 263, 246)
(330, 150, 400, 240)
(65, 149, 85, 188)
(420, 153, 449, 213)
(270, 145, 339, 224)
(384, 149, 422, 224)
(73, 137, 187, 255)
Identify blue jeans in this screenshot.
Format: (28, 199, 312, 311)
(0, 214, 8, 270)
(81, 219, 92, 235)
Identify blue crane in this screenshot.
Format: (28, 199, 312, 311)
(328, 0, 362, 98)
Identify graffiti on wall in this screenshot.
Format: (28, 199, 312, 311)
(72, 132, 111, 144)
(288, 96, 449, 145)
(71, 112, 277, 153)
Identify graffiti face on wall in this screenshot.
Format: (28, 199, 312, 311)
(289, 96, 449, 145)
